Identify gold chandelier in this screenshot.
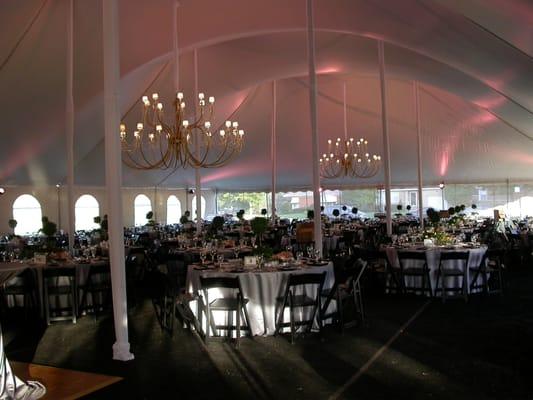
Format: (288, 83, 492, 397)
(320, 137, 381, 178)
(119, 91, 244, 169)
(320, 84, 381, 179)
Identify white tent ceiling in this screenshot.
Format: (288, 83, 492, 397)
(0, 0, 531, 191)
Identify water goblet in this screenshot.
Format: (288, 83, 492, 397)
(210, 248, 217, 262)
(286, 245, 293, 255)
(306, 245, 314, 258)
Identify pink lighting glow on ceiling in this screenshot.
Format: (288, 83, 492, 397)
(0, 134, 57, 181)
(439, 148, 450, 177)
(317, 66, 339, 74)
(473, 95, 506, 109)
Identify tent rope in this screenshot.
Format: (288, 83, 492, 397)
(0, 0, 49, 73)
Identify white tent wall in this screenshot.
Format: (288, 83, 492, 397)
(0, 186, 216, 234)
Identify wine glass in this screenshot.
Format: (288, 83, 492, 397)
(286, 245, 293, 256)
(210, 248, 217, 262)
(306, 244, 314, 258)
(234, 246, 240, 259)
(217, 254, 224, 265)
(200, 251, 207, 265)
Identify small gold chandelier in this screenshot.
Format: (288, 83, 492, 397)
(119, 91, 244, 169)
(320, 84, 381, 179)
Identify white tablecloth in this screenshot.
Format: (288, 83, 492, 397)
(385, 246, 487, 295)
(1, 261, 105, 315)
(186, 263, 336, 336)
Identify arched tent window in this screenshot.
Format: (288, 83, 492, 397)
(12, 194, 42, 235)
(191, 195, 206, 219)
(75, 195, 99, 231)
(166, 195, 182, 224)
(134, 194, 152, 226)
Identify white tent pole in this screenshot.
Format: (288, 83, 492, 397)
(215, 188, 218, 215)
(194, 49, 202, 235)
(343, 82, 347, 140)
(56, 184, 61, 231)
(306, 0, 323, 256)
(66, 0, 75, 253)
(271, 80, 277, 224)
(414, 81, 424, 230)
(102, 0, 134, 361)
(153, 186, 158, 223)
(378, 41, 392, 236)
(173, 1, 180, 92)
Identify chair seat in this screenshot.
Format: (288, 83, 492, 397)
(210, 297, 249, 310)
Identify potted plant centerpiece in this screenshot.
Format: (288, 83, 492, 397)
(8, 219, 17, 235)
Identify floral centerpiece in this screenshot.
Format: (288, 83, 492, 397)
(423, 228, 454, 246)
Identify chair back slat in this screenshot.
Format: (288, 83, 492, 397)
(439, 251, 469, 261)
(288, 272, 326, 287)
(88, 263, 110, 275)
(398, 251, 427, 261)
(43, 266, 76, 278)
(200, 276, 240, 290)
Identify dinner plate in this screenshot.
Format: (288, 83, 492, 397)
(306, 261, 329, 266)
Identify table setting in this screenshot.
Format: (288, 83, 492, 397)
(185, 252, 336, 336)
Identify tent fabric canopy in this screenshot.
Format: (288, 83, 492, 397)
(0, 0, 531, 191)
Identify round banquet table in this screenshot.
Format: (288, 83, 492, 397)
(385, 245, 488, 296)
(186, 262, 336, 336)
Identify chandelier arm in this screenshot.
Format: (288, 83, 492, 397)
(210, 136, 243, 167)
(137, 138, 168, 170)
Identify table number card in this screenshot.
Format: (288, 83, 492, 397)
(244, 256, 257, 267)
(34, 253, 47, 265)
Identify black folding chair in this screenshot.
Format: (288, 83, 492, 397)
(321, 259, 367, 331)
(435, 251, 469, 302)
(43, 267, 77, 324)
(275, 272, 326, 343)
(78, 263, 112, 320)
(2, 268, 37, 320)
(469, 249, 504, 295)
(199, 276, 252, 347)
(398, 251, 433, 297)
